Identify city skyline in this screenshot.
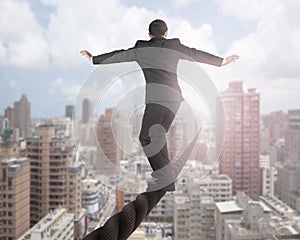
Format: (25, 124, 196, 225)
(1, 0, 300, 118)
(1, 83, 300, 239)
(1, 1, 300, 239)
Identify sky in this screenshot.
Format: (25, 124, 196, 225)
(0, 0, 300, 118)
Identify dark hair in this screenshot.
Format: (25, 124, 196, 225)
(149, 19, 168, 36)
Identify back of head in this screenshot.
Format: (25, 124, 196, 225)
(149, 19, 168, 36)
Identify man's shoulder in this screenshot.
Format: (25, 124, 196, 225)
(135, 38, 181, 47)
(135, 40, 149, 47)
(167, 38, 180, 43)
(164, 38, 181, 46)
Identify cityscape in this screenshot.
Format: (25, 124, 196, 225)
(1, 1, 300, 240)
(1, 81, 300, 240)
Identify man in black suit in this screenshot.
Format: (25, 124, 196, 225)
(81, 19, 239, 191)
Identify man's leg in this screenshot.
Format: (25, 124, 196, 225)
(139, 103, 171, 171)
(139, 103, 181, 191)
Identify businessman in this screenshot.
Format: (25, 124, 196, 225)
(81, 19, 239, 191)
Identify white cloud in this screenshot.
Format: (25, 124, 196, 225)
(173, 0, 198, 7)
(0, 0, 49, 71)
(208, 0, 300, 112)
(217, 0, 286, 21)
(0, 0, 219, 73)
(43, 0, 152, 70)
(169, 20, 218, 53)
(51, 77, 81, 101)
(8, 80, 17, 89)
(39, 0, 218, 71)
(0, 41, 7, 64)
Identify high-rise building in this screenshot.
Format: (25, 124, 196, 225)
(0, 157, 30, 239)
(4, 107, 14, 129)
(284, 110, 300, 165)
(65, 105, 75, 120)
(260, 119, 270, 154)
(218, 82, 261, 197)
(275, 109, 300, 213)
(96, 108, 121, 174)
(13, 94, 31, 137)
(262, 111, 288, 147)
(26, 125, 83, 227)
(82, 98, 91, 124)
(270, 138, 285, 166)
(275, 165, 300, 212)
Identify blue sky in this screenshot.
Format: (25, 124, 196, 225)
(0, 0, 300, 118)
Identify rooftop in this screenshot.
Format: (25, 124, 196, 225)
(194, 174, 232, 184)
(216, 199, 272, 214)
(1, 157, 29, 166)
(216, 200, 243, 213)
(19, 208, 74, 240)
(260, 195, 295, 217)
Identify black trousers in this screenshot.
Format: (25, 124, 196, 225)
(139, 102, 181, 172)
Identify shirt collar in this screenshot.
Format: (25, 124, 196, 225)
(150, 36, 166, 42)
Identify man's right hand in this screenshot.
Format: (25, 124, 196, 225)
(80, 50, 92, 61)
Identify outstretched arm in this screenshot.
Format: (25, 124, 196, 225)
(177, 39, 239, 67)
(80, 47, 138, 64)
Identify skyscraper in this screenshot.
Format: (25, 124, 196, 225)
(4, 107, 14, 128)
(82, 98, 91, 124)
(262, 111, 288, 147)
(65, 105, 75, 120)
(13, 94, 31, 137)
(96, 108, 121, 174)
(26, 125, 82, 227)
(275, 109, 300, 212)
(218, 82, 261, 197)
(284, 110, 300, 165)
(0, 157, 30, 239)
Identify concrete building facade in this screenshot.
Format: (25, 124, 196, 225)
(13, 95, 31, 138)
(215, 192, 272, 240)
(218, 82, 261, 197)
(275, 110, 300, 213)
(191, 174, 232, 202)
(26, 125, 82, 227)
(0, 157, 30, 240)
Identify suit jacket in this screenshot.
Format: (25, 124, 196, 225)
(92, 36, 223, 103)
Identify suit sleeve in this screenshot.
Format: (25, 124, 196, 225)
(92, 43, 139, 64)
(177, 40, 223, 67)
